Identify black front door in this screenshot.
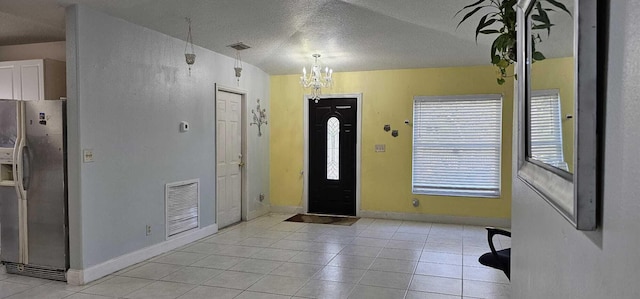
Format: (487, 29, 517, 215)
(308, 98, 357, 216)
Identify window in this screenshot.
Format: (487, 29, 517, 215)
(326, 117, 340, 180)
(412, 95, 502, 197)
(529, 91, 568, 171)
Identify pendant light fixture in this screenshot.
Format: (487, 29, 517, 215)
(184, 17, 196, 75)
(228, 42, 251, 86)
(234, 50, 242, 86)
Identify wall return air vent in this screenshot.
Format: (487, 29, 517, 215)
(166, 179, 200, 238)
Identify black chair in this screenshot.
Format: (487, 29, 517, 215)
(478, 227, 511, 280)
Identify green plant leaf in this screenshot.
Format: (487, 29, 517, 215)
(492, 54, 501, 64)
(454, 0, 488, 18)
(475, 15, 488, 42)
(491, 38, 499, 62)
(544, 0, 572, 16)
(494, 34, 505, 48)
(535, 1, 552, 35)
(532, 51, 546, 61)
(531, 14, 545, 22)
(476, 17, 497, 42)
(480, 29, 500, 35)
(496, 59, 509, 68)
(532, 23, 555, 31)
(494, 33, 513, 52)
(497, 78, 506, 85)
(456, 6, 485, 29)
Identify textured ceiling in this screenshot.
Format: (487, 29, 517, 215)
(0, 0, 574, 75)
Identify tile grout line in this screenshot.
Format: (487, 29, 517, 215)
(461, 228, 466, 299)
(342, 219, 402, 299)
(2, 216, 505, 299)
(401, 220, 433, 299)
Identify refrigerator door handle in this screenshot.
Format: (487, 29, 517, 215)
(21, 145, 30, 191)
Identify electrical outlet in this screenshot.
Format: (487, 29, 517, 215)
(83, 149, 95, 163)
(146, 225, 151, 236)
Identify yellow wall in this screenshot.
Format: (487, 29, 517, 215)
(270, 64, 515, 219)
(531, 57, 575, 172)
(270, 58, 573, 219)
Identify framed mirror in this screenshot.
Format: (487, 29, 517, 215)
(516, 0, 599, 230)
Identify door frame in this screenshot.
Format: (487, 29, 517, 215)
(214, 83, 248, 226)
(303, 93, 362, 216)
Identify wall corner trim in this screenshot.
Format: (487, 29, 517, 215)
(247, 207, 270, 221)
(67, 223, 218, 285)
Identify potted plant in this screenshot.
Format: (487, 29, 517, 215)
(455, 0, 571, 84)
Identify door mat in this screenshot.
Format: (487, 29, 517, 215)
(285, 214, 359, 226)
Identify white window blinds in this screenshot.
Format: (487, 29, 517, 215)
(412, 95, 502, 198)
(529, 91, 568, 171)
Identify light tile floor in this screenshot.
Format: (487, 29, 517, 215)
(0, 214, 511, 299)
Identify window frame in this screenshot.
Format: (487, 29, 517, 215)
(412, 94, 503, 198)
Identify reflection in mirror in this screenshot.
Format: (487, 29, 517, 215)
(527, 0, 574, 175)
(530, 90, 569, 171)
(518, 0, 599, 230)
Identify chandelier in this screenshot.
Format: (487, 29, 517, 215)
(300, 54, 333, 100)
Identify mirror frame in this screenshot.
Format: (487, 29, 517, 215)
(516, 0, 599, 230)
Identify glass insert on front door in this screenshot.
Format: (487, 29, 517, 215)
(326, 117, 340, 180)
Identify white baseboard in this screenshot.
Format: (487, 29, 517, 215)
(359, 210, 511, 228)
(266, 206, 509, 227)
(247, 207, 270, 221)
(269, 205, 304, 214)
(67, 223, 218, 285)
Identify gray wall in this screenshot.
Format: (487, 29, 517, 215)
(511, 1, 640, 298)
(66, 5, 270, 269)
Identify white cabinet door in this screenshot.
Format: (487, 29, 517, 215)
(0, 63, 19, 100)
(19, 61, 43, 101)
(0, 60, 44, 101)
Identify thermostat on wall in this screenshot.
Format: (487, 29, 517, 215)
(180, 121, 189, 132)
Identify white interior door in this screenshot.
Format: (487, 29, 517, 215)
(216, 90, 242, 229)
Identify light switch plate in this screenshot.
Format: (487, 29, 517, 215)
(375, 144, 386, 152)
(83, 149, 95, 163)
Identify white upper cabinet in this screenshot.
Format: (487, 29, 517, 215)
(0, 59, 65, 101)
(0, 63, 19, 100)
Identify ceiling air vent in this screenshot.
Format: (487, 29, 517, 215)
(166, 179, 200, 238)
(228, 42, 251, 51)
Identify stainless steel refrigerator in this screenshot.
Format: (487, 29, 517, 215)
(0, 99, 68, 281)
